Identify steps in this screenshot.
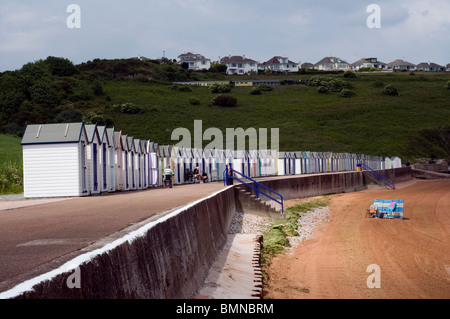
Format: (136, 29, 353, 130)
(362, 163, 396, 190)
(235, 186, 284, 219)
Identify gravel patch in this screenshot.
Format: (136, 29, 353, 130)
(228, 211, 272, 235)
(228, 206, 331, 246)
(0, 193, 26, 201)
(287, 206, 331, 248)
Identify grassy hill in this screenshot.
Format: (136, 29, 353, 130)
(100, 72, 450, 161)
(1, 57, 450, 165)
(0, 134, 22, 163)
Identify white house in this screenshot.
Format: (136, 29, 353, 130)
(416, 62, 446, 72)
(177, 52, 211, 71)
(387, 59, 416, 71)
(220, 55, 258, 75)
(259, 56, 299, 73)
(314, 57, 350, 71)
(21, 123, 90, 198)
(351, 57, 387, 71)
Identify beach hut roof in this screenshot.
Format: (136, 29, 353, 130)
(21, 122, 86, 145)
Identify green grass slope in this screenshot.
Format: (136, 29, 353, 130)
(100, 72, 450, 162)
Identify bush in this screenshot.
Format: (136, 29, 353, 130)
(169, 84, 192, 92)
(372, 80, 384, 88)
(318, 86, 329, 94)
(309, 76, 343, 92)
(250, 87, 262, 95)
(189, 97, 201, 105)
(212, 95, 237, 107)
(210, 83, 232, 94)
(113, 103, 145, 114)
(382, 85, 399, 96)
(0, 162, 23, 195)
(343, 71, 356, 78)
(257, 83, 274, 91)
(340, 89, 356, 97)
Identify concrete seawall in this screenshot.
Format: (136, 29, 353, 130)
(9, 168, 412, 299)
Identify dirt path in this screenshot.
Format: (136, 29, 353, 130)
(264, 179, 450, 299)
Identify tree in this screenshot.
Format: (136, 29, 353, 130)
(44, 56, 79, 77)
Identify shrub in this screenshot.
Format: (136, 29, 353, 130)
(309, 77, 343, 92)
(257, 83, 274, 91)
(0, 162, 23, 195)
(382, 85, 399, 96)
(250, 87, 262, 95)
(340, 89, 356, 97)
(343, 71, 356, 78)
(189, 97, 201, 105)
(210, 83, 233, 94)
(113, 103, 145, 114)
(318, 86, 329, 94)
(169, 84, 192, 92)
(372, 80, 384, 88)
(212, 95, 237, 107)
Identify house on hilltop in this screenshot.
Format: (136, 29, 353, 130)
(387, 59, 416, 71)
(350, 57, 387, 71)
(313, 57, 350, 71)
(220, 55, 258, 75)
(259, 56, 299, 73)
(176, 52, 211, 71)
(300, 62, 314, 69)
(416, 62, 446, 72)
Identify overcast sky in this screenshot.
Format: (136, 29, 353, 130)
(0, 0, 449, 72)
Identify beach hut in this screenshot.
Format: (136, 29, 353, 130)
(84, 124, 102, 195)
(21, 122, 90, 198)
(140, 140, 148, 189)
(121, 135, 131, 191)
(391, 157, 402, 169)
(233, 150, 246, 176)
(105, 128, 116, 192)
(215, 149, 226, 181)
(277, 152, 286, 176)
(247, 150, 259, 178)
(172, 146, 184, 185)
(133, 139, 143, 189)
(96, 126, 110, 193)
(113, 131, 124, 191)
(147, 141, 159, 187)
(127, 136, 137, 190)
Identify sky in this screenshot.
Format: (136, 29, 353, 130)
(0, 0, 449, 72)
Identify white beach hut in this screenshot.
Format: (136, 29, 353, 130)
(21, 122, 90, 198)
(105, 128, 116, 192)
(84, 124, 102, 195)
(113, 131, 124, 191)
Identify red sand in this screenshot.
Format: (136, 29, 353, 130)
(264, 179, 450, 299)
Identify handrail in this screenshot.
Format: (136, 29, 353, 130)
(362, 163, 396, 190)
(224, 167, 284, 214)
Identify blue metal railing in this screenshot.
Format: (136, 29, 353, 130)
(224, 167, 284, 214)
(362, 163, 396, 190)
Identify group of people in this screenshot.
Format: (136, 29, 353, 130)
(185, 167, 208, 183)
(163, 166, 209, 189)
